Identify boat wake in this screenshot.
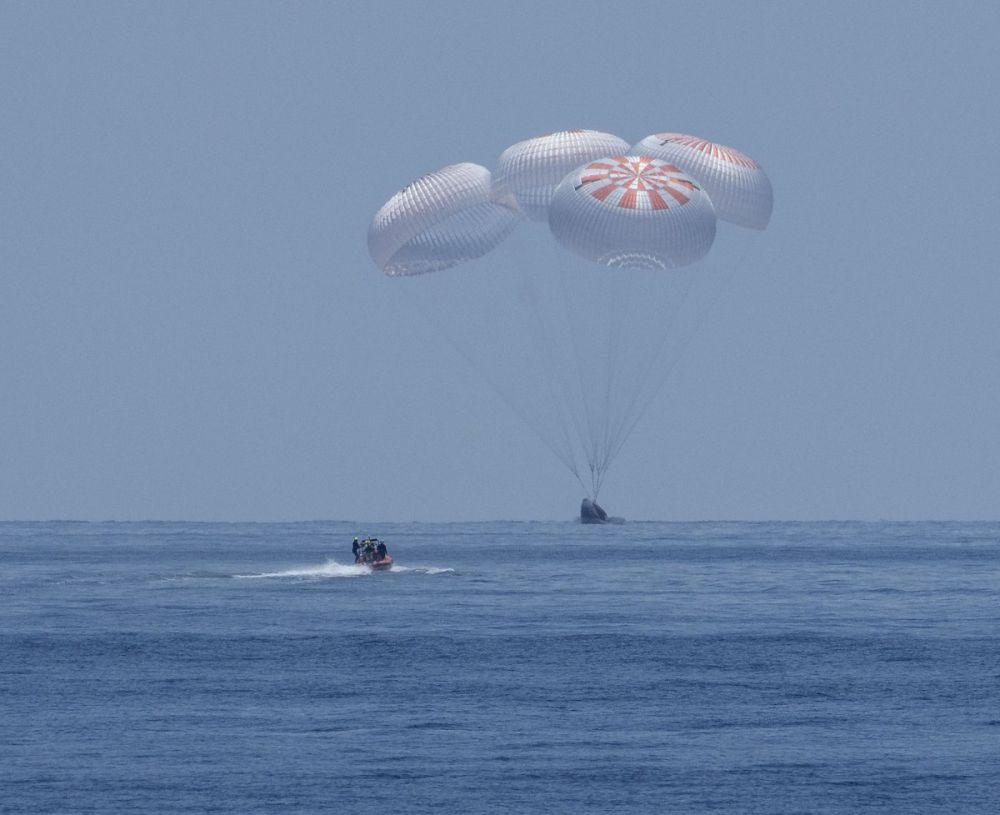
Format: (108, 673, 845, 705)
(234, 559, 369, 580)
(392, 565, 455, 575)
(233, 561, 454, 580)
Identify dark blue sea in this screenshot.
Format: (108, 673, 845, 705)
(2, 521, 998, 813)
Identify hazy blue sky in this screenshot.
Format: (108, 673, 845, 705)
(2, 1, 998, 521)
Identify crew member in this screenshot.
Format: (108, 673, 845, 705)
(376, 540, 387, 561)
(352, 537, 360, 561)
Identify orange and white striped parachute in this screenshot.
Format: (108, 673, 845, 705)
(631, 133, 772, 230)
(548, 155, 717, 270)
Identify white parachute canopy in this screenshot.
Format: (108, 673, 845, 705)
(631, 133, 773, 230)
(367, 162, 520, 276)
(492, 130, 631, 222)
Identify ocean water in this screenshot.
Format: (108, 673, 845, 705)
(2, 520, 998, 814)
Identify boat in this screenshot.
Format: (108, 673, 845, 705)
(353, 536, 392, 569)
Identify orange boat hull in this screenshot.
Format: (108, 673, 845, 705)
(368, 555, 393, 571)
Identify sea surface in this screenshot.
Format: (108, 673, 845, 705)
(2, 520, 998, 814)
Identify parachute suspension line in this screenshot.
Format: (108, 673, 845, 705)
(540, 235, 597, 489)
(550, 249, 651, 500)
(590, 265, 624, 497)
(523, 290, 586, 489)
(579, 275, 609, 497)
(439, 326, 584, 489)
(554, 248, 604, 492)
(386, 270, 585, 491)
(551, 247, 635, 500)
(610, 234, 760, 468)
(594, 264, 625, 494)
(512, 236, 588, 489)
(548, 260, 603, 488)
(598, 274, 618, 492)
(597, 264, 637, 490)
(599, 265, 698, 474)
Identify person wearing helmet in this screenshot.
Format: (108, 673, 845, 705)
(352, 537, 360, 562)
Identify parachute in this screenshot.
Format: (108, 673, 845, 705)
(367, 131, 771, 500)
(493, 130, 632, 221)
(548, 155, 716, 270)
(367, 162, 519, 276)
(631, 133, 773, 230)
